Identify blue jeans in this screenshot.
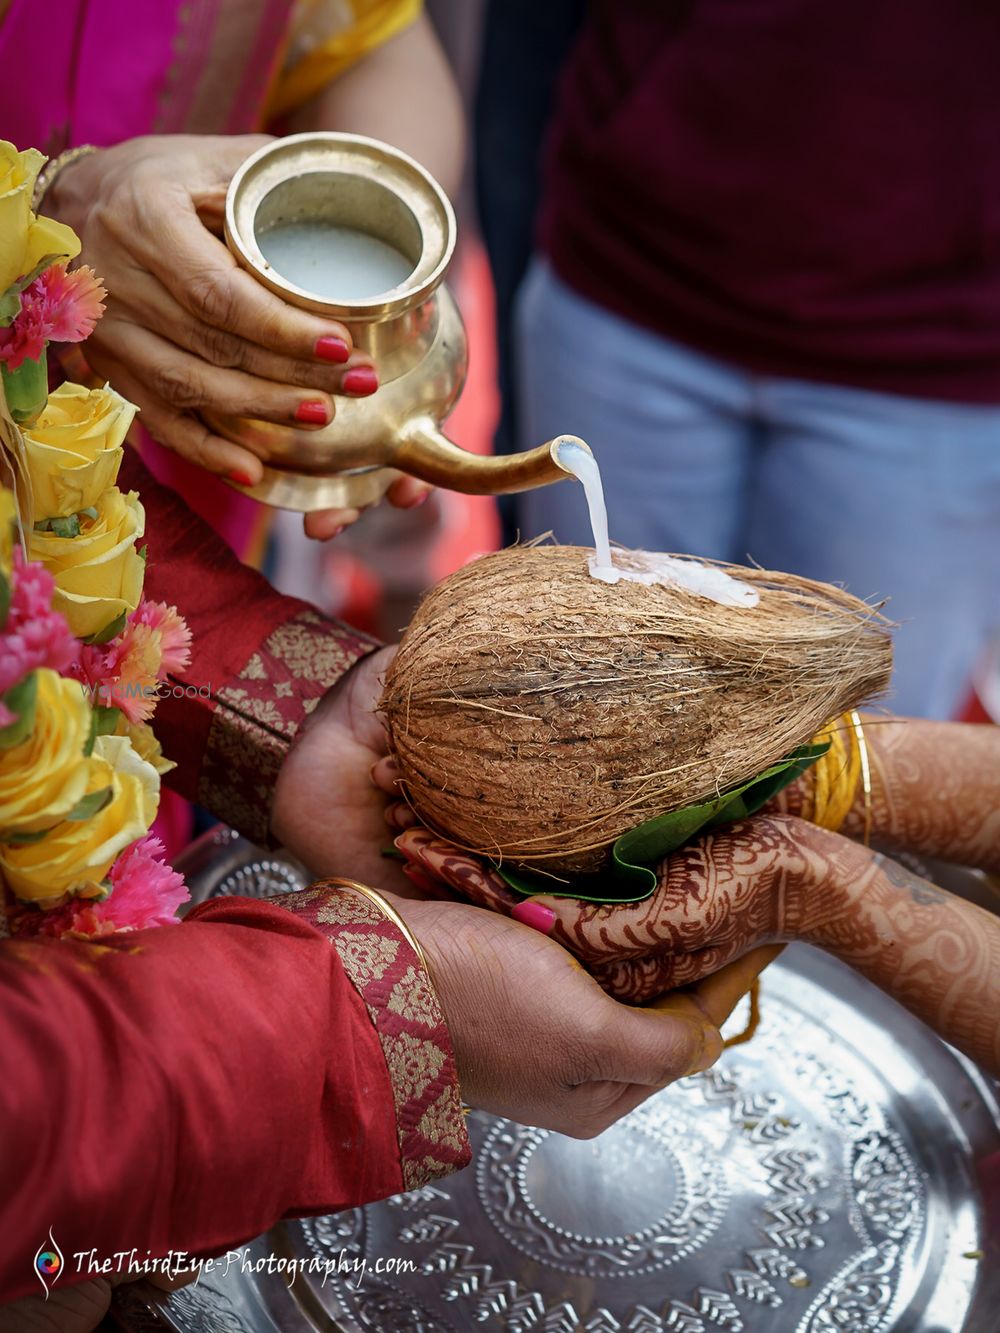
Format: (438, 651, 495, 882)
(515, 260, 1000, 719)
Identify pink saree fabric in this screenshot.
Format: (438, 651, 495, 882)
(0, 0, 295, 851)
(0, 0, 292, 554)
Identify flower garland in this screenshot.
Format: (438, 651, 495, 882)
(0, 142, 189, 938)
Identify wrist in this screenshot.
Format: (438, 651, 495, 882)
(42, 146, 102, 232)
(773, 818, 858, 945)
(793, 828, 873, 950)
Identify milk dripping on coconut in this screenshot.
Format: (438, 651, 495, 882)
(553, 437, 760, 610)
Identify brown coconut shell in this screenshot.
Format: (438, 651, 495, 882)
(381, 545, 893, 876)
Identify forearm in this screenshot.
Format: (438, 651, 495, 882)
(0, 888, 468, 1302)
(776, 715, 1000, 872)
(118, 449, 377, 842)
(0, 898, 395, 1301)
(287, 14, 466, 198)
(844, 716, 1000, 871)
(802, 840, 1000, 1074)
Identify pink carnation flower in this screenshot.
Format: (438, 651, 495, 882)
(72, 623, 160, 725)
(71, 600, 189, 724)
(0, 549, 77, 697)
(133, 600, 192, 676)
(0, 264, 106, 371)
(0, 263, 106, 373)
(8, 835, 188, 939)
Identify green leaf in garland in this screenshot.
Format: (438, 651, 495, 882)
(84, 610, 128, 646)
(496, 741, 830, 905)
(93, 705, 121, 737)
(0, 566, 9, 632)
(50, 514, 81, 539)
(1, 350, 49, 426)
(0, 672, 38, 750)
(64, 787, 113, 822)
(84, 704, 121, 756)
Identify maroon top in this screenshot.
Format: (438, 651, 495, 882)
(539, 1, 1000, 402)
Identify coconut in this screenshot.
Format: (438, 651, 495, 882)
(381, 545, 892, 876)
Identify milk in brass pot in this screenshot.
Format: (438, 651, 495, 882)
(211, 133, 588, 511)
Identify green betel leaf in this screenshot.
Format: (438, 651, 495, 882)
(84, 610, 128, 646)
(0, 672, 38, 750)
(64, 787, 113, 822)
(496, 742, 830, 905)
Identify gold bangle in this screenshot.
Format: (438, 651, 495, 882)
(31, 144, 98, 213)
(323, 876, 431, 976)
(848, 710, 873, 847)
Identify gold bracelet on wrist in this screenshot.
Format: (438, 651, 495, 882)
(848, 710, 873, 847)
(31, 144, 98, 213)
(324, 876, 431, 975)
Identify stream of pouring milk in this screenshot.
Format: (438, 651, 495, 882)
(555, 438, 760, 608)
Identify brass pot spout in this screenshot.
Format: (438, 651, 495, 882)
(397, 421, 591, 495)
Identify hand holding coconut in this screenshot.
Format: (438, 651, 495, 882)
(387, 719, 1000, 1078)
(386, 892, 729, 1137)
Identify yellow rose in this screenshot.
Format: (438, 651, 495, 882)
(0, 141, 80, 294)
(0, 669, 91, 836)
(23, 382, 137, 518)
(29, 486, 145, 640)
(123, 720, 176, 776)
(0, 732, 159, 905)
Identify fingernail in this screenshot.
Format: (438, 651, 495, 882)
(684, 1025, 723, 1077)
(228, 470, 255, 487)
(295, 400, 330, 425)
(407, 489, 431, 508)
(315, 335, 350, 363)
(511, 899, 555, 934)
(342, 366, 379, 396)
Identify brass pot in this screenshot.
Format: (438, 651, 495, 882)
(210, 132, 588, 511)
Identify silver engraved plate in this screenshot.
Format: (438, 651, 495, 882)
(114, 841, 1000, 1332)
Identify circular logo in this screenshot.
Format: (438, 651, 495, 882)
(36, 1251, 61, 1276)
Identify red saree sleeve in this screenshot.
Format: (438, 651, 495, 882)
(0, 884, 469, 1303)
(119, 448, 378, 843)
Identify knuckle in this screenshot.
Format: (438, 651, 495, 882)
(188, 269, 237, 328)
(149, 361, 203, 411)
(192, 321, 245, 369)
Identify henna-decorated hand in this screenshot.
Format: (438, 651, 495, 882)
(373, 767, 843, 1003)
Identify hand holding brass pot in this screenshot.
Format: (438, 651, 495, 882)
(209, 133, 589, 511)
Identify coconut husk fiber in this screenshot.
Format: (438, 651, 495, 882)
(381, 545, 893, 876)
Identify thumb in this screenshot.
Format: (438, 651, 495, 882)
(593, 994, 722, 1088)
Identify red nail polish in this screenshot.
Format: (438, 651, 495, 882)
(295, 400, 330, 425)
(511, 899, 556, 934)
(228, 470, 255, 487)
(342, 366, 379, 396)
(315, 335, 350, 363)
